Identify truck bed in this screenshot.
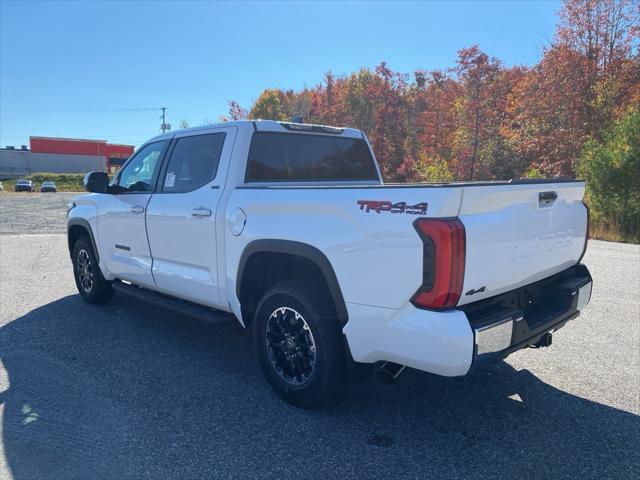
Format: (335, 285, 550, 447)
(228, 178, 588, 310)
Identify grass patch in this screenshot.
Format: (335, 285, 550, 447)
(589, 220, 639, 244)
(1, 173, 85, 192)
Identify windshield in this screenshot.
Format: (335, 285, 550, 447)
(17, 181, 30, 185)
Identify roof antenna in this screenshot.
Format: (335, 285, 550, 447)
(291, 115, 304, 124)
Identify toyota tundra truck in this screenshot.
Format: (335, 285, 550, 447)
(67, 120, 592, 408)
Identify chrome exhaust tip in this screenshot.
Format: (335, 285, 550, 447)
(376, 362, 406, 384)
(530, 332, 553, 349)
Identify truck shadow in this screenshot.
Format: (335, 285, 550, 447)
(0, 294, 638, 479)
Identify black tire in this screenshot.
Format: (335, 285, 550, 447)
(253, 280, 347, 408)
(72, 235, 114, 304)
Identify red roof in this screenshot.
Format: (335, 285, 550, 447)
(30, 136, 134, 157)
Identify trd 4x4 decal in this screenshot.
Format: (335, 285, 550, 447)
(357, 200, 428, 215)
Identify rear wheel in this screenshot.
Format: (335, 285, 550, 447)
(72, 235, 114, 304)
(253, 280, 346, 408)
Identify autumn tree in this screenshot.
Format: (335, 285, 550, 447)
(505, 45, 590, 176)
(501, 0, 639, 177)
(558, 0, 638, 73)
(308, 72, 342, 126)
(248, 89, 289, 120)
(228, 100, 247, 121)
(366, 63, 411, 180)
(557, 0, 639, 137)
(451, 46, 504, 180)
(417, 70, 458, 161)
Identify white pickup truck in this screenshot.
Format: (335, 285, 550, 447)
(68, 120, 592, 407)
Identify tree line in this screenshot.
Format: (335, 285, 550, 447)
(226, 0, 639, 240)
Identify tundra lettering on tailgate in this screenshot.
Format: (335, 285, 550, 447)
(507, 229, 575, 261)
(357, 200, 428, 215)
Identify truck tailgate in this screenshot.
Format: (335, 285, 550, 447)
(457, 181, 587, 306)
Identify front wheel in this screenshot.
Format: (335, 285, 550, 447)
(72, 235, 114, 304)
(253, 280, 346, 408)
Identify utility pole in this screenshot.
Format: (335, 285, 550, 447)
(160, 107, 171, 132)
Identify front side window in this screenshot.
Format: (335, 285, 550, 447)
(245, 133, 379, 182)
(116, 141, 166, 192)
(161, 133, 226, 193)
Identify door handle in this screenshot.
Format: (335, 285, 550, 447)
(129, 205, 145, 214)
(539, 191, 557, 206)
(191, 207, 212, 217)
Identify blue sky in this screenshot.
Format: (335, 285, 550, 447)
(0, 0, 561, 147)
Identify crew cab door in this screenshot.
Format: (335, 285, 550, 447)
(97, 140, 168, 287)
(145, 127, 236, 307)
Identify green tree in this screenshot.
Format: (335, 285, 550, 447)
(398, 152, 455, 183)
(411, 152, 455, 183)
(578, 108, 639, 236)
(522, 165, 544, 179)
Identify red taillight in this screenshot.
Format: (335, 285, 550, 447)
(411, 217, 466, 309)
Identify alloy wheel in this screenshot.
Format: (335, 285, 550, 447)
(77, 249, 93, 293)
(265, 306, 317, 385)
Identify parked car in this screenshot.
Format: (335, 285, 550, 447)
(0, 181, 3, 191)
(67, 120, 592, 408)
(15, 180, 35, 192)
(40, 181, 57, 192)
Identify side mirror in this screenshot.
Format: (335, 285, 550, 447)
(84, 172, 109, 193)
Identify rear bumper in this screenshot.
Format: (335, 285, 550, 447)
(464, 263, 592, 368)
(343, 264, 592, 376)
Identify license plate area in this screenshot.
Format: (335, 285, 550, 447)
(465, 264, 592, 353)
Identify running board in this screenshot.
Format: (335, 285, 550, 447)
(112, 280, 232, 325)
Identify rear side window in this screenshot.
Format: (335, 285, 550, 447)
(245, 133, 379, 182)
(162, 133, 226, 193)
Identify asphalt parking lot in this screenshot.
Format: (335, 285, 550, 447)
(0, 193, 77, 235)
(0, 194, 638, 479)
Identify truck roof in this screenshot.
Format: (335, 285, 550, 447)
(145, 120, 364, 145)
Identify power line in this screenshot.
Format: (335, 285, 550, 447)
(0, 132, 157, 139)
(0, 107, 163, 113)
(102, 132, 159, 138)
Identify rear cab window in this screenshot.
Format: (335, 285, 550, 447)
(245, 132, 379, 183)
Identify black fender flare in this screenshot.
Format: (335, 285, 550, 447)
(67, 218, 100, 262)
(236, 239, 348, 326)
